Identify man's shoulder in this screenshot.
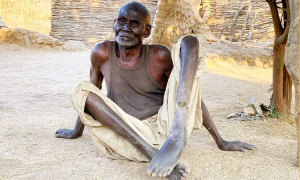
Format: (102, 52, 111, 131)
(92, 41, 112, 55)
(148, 44, 171, 62)
(148, 44, 170, 53)
(91, 41, 113, 64)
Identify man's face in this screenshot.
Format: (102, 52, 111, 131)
(113, 7, 150, 48)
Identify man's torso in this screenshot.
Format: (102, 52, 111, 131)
(92, 41, 173, 119)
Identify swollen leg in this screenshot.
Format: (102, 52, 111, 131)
(147, 36, 199, 177)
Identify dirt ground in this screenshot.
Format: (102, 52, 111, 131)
(0, 43, 298, 180)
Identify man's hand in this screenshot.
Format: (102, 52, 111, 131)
(201, 100, 256, 152)
(55, 129, 82, 139)
(218, 139, 256, 152)
(55, 116, 85, 139)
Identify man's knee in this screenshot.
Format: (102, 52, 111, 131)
(85, 92, 104, 112)
(71, 82, 89, 113)
(181, 36, 199, 50)
(180, 36, 199, 65)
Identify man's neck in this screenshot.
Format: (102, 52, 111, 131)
(117, 43, 143, 64)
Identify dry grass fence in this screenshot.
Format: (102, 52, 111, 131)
(0, 0, 51, 34)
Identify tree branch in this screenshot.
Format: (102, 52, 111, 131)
(276, 0, 290, 45)
(266, 0, 283, 36)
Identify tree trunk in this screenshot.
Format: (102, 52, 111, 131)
(283, 64, 292, 114)
(266, 0, 291, 114)
(272, 44, 285, 112)
(150, 0, 212, 48)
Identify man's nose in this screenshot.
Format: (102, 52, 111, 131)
(122, 23, 132, 31)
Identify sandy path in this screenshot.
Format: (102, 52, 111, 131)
(0, 43, 298, 180)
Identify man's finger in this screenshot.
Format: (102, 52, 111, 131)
(56, 129, 70, 133)
(230, 143, 246, 152)
(55, 133, 63, 138)
(55, 129, 63, 134)
(55, 131, 70, 138)
(238, 147, 246, 152)
(243, 143, 256, 150)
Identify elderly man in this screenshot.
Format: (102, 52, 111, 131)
(56, 2, 255, 179)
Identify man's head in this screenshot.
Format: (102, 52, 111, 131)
(113, 2, 151, 48)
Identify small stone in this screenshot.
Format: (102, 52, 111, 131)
(244, 105, 256, 116)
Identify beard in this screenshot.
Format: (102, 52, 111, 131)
(115, 36, 138, 48)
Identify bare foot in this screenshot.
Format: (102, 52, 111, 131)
(146, 137, 185, 177)
(166, 162, 190, 180)
(147, 108, 188, 177)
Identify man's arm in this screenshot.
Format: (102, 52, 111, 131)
(201, 100, 256, 151)
(55, 42, 108, 139)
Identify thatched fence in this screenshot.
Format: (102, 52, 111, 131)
(50, 0, 274, 45)
(200, 0, 274, 42)
(50, 0, 158, 45)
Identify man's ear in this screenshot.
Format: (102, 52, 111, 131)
(143, 24, 152, 38)
(113, 19, 116, 31)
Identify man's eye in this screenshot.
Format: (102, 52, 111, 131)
(132, 21, 140, 25)
(118, 19, 126, 24)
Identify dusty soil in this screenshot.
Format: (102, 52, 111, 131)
(0, 43, 298, 180)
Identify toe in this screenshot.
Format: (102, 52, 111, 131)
(167, 171, 181, 180)
(163, 169, 171, 177)
(146, 164, 156, 176)
(167, 173, 176, 180)
(176, 162, 191, 174)
(185, 166, 191, 174)
(178, 170, 187, 178)
(157, 168, 165, 177)
(151, 166, 160, 177)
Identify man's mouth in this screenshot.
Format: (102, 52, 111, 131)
(120, 36, 133, 41)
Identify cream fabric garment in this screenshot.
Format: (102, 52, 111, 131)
(71, 34, 206, 162)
